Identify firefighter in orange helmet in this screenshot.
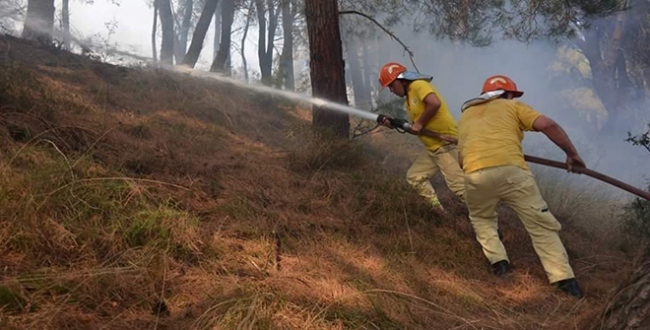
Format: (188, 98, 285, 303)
(458, 74, 586, 298)
(378, 62, 465, 210)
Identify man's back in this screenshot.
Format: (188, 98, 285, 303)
(458, 98, 542, 173)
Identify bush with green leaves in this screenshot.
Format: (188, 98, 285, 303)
(623, 125, 650, 244)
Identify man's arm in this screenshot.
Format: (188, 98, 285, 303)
(532, 115, 586, 172)
(412, 93, 441, 132)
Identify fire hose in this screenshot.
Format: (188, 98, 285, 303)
(376, 114, 650, 201)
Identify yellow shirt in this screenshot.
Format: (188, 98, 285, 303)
(405, 80, 458, 151)
(458, 98, 542, 173)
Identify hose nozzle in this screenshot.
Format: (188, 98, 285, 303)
(376, 114, 412, 132)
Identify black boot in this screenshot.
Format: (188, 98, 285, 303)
(556, 278, 583, 298)
(491, 260, 512, 277)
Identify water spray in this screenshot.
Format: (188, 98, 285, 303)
(174, 65, 382, 121)
(171, 66, 650, 201)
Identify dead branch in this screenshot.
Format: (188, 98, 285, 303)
(351, 120, 382, 139)
(339, 10, 420, 72)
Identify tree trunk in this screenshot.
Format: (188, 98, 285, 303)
(210, 0, 234, 74)
(361, 39, 375, 100)
(305, 0, 349, 138)
(577, 11, 632, 135)
(266, 0, 279, 82)
(158, 0, 175, 65)
(592, 252, 650, 330)
(61, 0, 70, 49)
(255, 0, 279, 85)
(255, 0, 267, 80)
(346, 37, 370, 110)
(175, 0, 194, 63)
(182, 0, 219, 68)
(278, 0, 295, 90)
(22, 0, 55, 45)
(152, 0, 158, 61)
(213, 0, 222, 58)
(238, 2, 254, 82)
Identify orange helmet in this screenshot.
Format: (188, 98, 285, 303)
(481, 75, 524, 97)
(378, 62, 407, 88)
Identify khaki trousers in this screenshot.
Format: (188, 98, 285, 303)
(464, 165, 574, 283)
(406, 144, 465, 206)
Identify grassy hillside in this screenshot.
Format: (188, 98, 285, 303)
(0, 34, 636, 329)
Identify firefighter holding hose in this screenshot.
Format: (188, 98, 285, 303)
(457, 75, 585, 298)
(378, 62, 465, 211)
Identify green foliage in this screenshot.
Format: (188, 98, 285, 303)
(342, 0, 625, 47)
(623, 127, 650, 245)
(626, 125, 650, 153)
(352, 0, 625, 47)
(574, 0, 623, 16)
(623, 187, 650, 243)
(498, 0, 625, 41)
(418, 0, 504, 47)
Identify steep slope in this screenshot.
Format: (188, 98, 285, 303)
(0, 35, 635, 329)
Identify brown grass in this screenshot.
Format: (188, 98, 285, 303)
(0, 34, 637, 329)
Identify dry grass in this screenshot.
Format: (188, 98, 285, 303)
(0, 34, 638, 329)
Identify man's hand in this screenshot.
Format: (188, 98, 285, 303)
(379, 116, 394, 129)
(411, 122, 423, 133)
(566, 153, 586, 173)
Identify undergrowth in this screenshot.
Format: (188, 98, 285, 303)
(0, 35, 638, 330)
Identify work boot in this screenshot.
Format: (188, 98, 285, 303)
(556, 278, 583, 298)
(491, 260, 512, 277)
(430, 197, 445, 212)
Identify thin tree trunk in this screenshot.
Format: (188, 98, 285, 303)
(152, 1, 158, 61)
(213, 0, 222, 57)
(158, 0, 175, 65)
(210, 0, 234, 73)
(255, 0, 278, 85)
(255, 0, 268, 82)
(176, 0, 193, 61)
(359, 39, 373, 106)
(265, 0, 278, 81)
(305, 0, 349, 138)
(577, 11, 630, 135)
(346, 37, 369, 110)
(22, 0, 55, 45)
(239, 2, 254, 82)
(279, 0, 294, 90)
(62, 0, 70, 49)
(182, 0, 219, 68)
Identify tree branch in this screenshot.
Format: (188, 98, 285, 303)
(351, 122, 384, 139)
(339, 10, 420, 72)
